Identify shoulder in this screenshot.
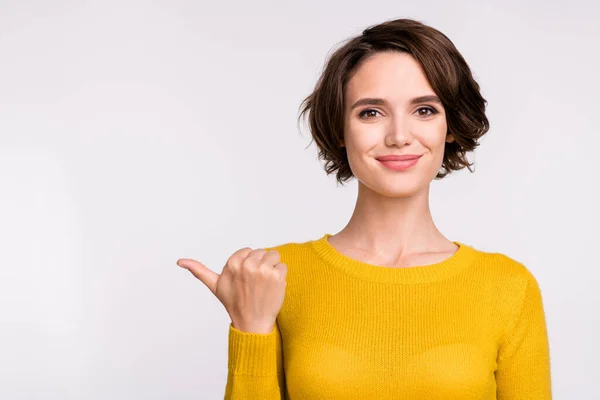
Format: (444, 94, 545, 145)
(262, 235, 317, 260)
(261, 234, 328, 277)
(260, 236, 324, 292)
(468, 246, 550, 352)
(467, 244, 545, 305)
(468, 244, 538, 281)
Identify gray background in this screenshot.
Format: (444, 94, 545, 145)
(0, 0, 598, 398)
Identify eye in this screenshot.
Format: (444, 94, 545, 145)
(358, 109, 381, 119)
(416, 106, 438, 117)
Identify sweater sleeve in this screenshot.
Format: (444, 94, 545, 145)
(224, 320, 286, 399)
(496, 274, 552, 399)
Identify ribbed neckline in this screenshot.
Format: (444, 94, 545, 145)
(310, 233, 478, 284)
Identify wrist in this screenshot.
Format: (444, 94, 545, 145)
(231, 320, 275, 334)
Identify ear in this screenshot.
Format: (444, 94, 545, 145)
(445, 133, 455, 143)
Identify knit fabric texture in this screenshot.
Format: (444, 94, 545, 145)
(224, 234, 551, 399)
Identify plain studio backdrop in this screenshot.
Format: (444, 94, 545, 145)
(0, 0, 598, 399)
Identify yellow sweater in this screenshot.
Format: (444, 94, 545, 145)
(224, 234, 551, 399)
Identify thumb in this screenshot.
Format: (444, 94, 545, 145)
(177, 258, 219, 295)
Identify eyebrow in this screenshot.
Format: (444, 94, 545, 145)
(349, 95, 442, 110)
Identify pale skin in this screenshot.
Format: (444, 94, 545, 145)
(329, 50, 459, 267)
(178, 50, 458, 335)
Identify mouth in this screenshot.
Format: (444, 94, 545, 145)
(376, 155, 422, 171)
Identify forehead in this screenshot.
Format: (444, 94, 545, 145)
(345, 51, 435, 102)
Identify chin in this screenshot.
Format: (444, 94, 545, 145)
(359, 174, 428, 198)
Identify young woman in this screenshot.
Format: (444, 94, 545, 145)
(177, 18, 551, 399)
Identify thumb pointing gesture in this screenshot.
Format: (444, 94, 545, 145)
(177, 247, 288, 334)
(177, 258, 219, 296)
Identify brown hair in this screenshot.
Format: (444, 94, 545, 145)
(298, 18, 489, 185)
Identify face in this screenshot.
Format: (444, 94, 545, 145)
(343, 51, 454, 197)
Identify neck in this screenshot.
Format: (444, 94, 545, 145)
(334, 181, 451, 253)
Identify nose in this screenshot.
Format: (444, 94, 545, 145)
(385, 115, 413, 147)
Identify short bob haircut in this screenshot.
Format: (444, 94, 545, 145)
(298, 18, 490, 185)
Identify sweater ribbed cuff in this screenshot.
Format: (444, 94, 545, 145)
(227, 323, 278, 377)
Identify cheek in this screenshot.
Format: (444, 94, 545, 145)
(420, 120, 448, 147)
(420, 132, 448, 169)
(344, 136, 378, 178)
(347, 116, 390, 143)
(345, 141, 369, 173)
(345, 124, 380, 155)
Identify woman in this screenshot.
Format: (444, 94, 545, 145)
(177, 18, 551, 399)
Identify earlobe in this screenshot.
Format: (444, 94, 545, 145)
(445, 134, 455, 143)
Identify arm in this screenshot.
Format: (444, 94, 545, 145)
(496, 275, 552, 399)
(224, 320, 286, 400)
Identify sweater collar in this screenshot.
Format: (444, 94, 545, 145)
(309, 233, 478, 284)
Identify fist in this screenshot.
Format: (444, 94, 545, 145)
(177, 248, 288, 334)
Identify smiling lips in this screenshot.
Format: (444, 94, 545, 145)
(376, 154, 422, 171)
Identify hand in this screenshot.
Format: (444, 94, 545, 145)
(177, 248, 288, 334)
